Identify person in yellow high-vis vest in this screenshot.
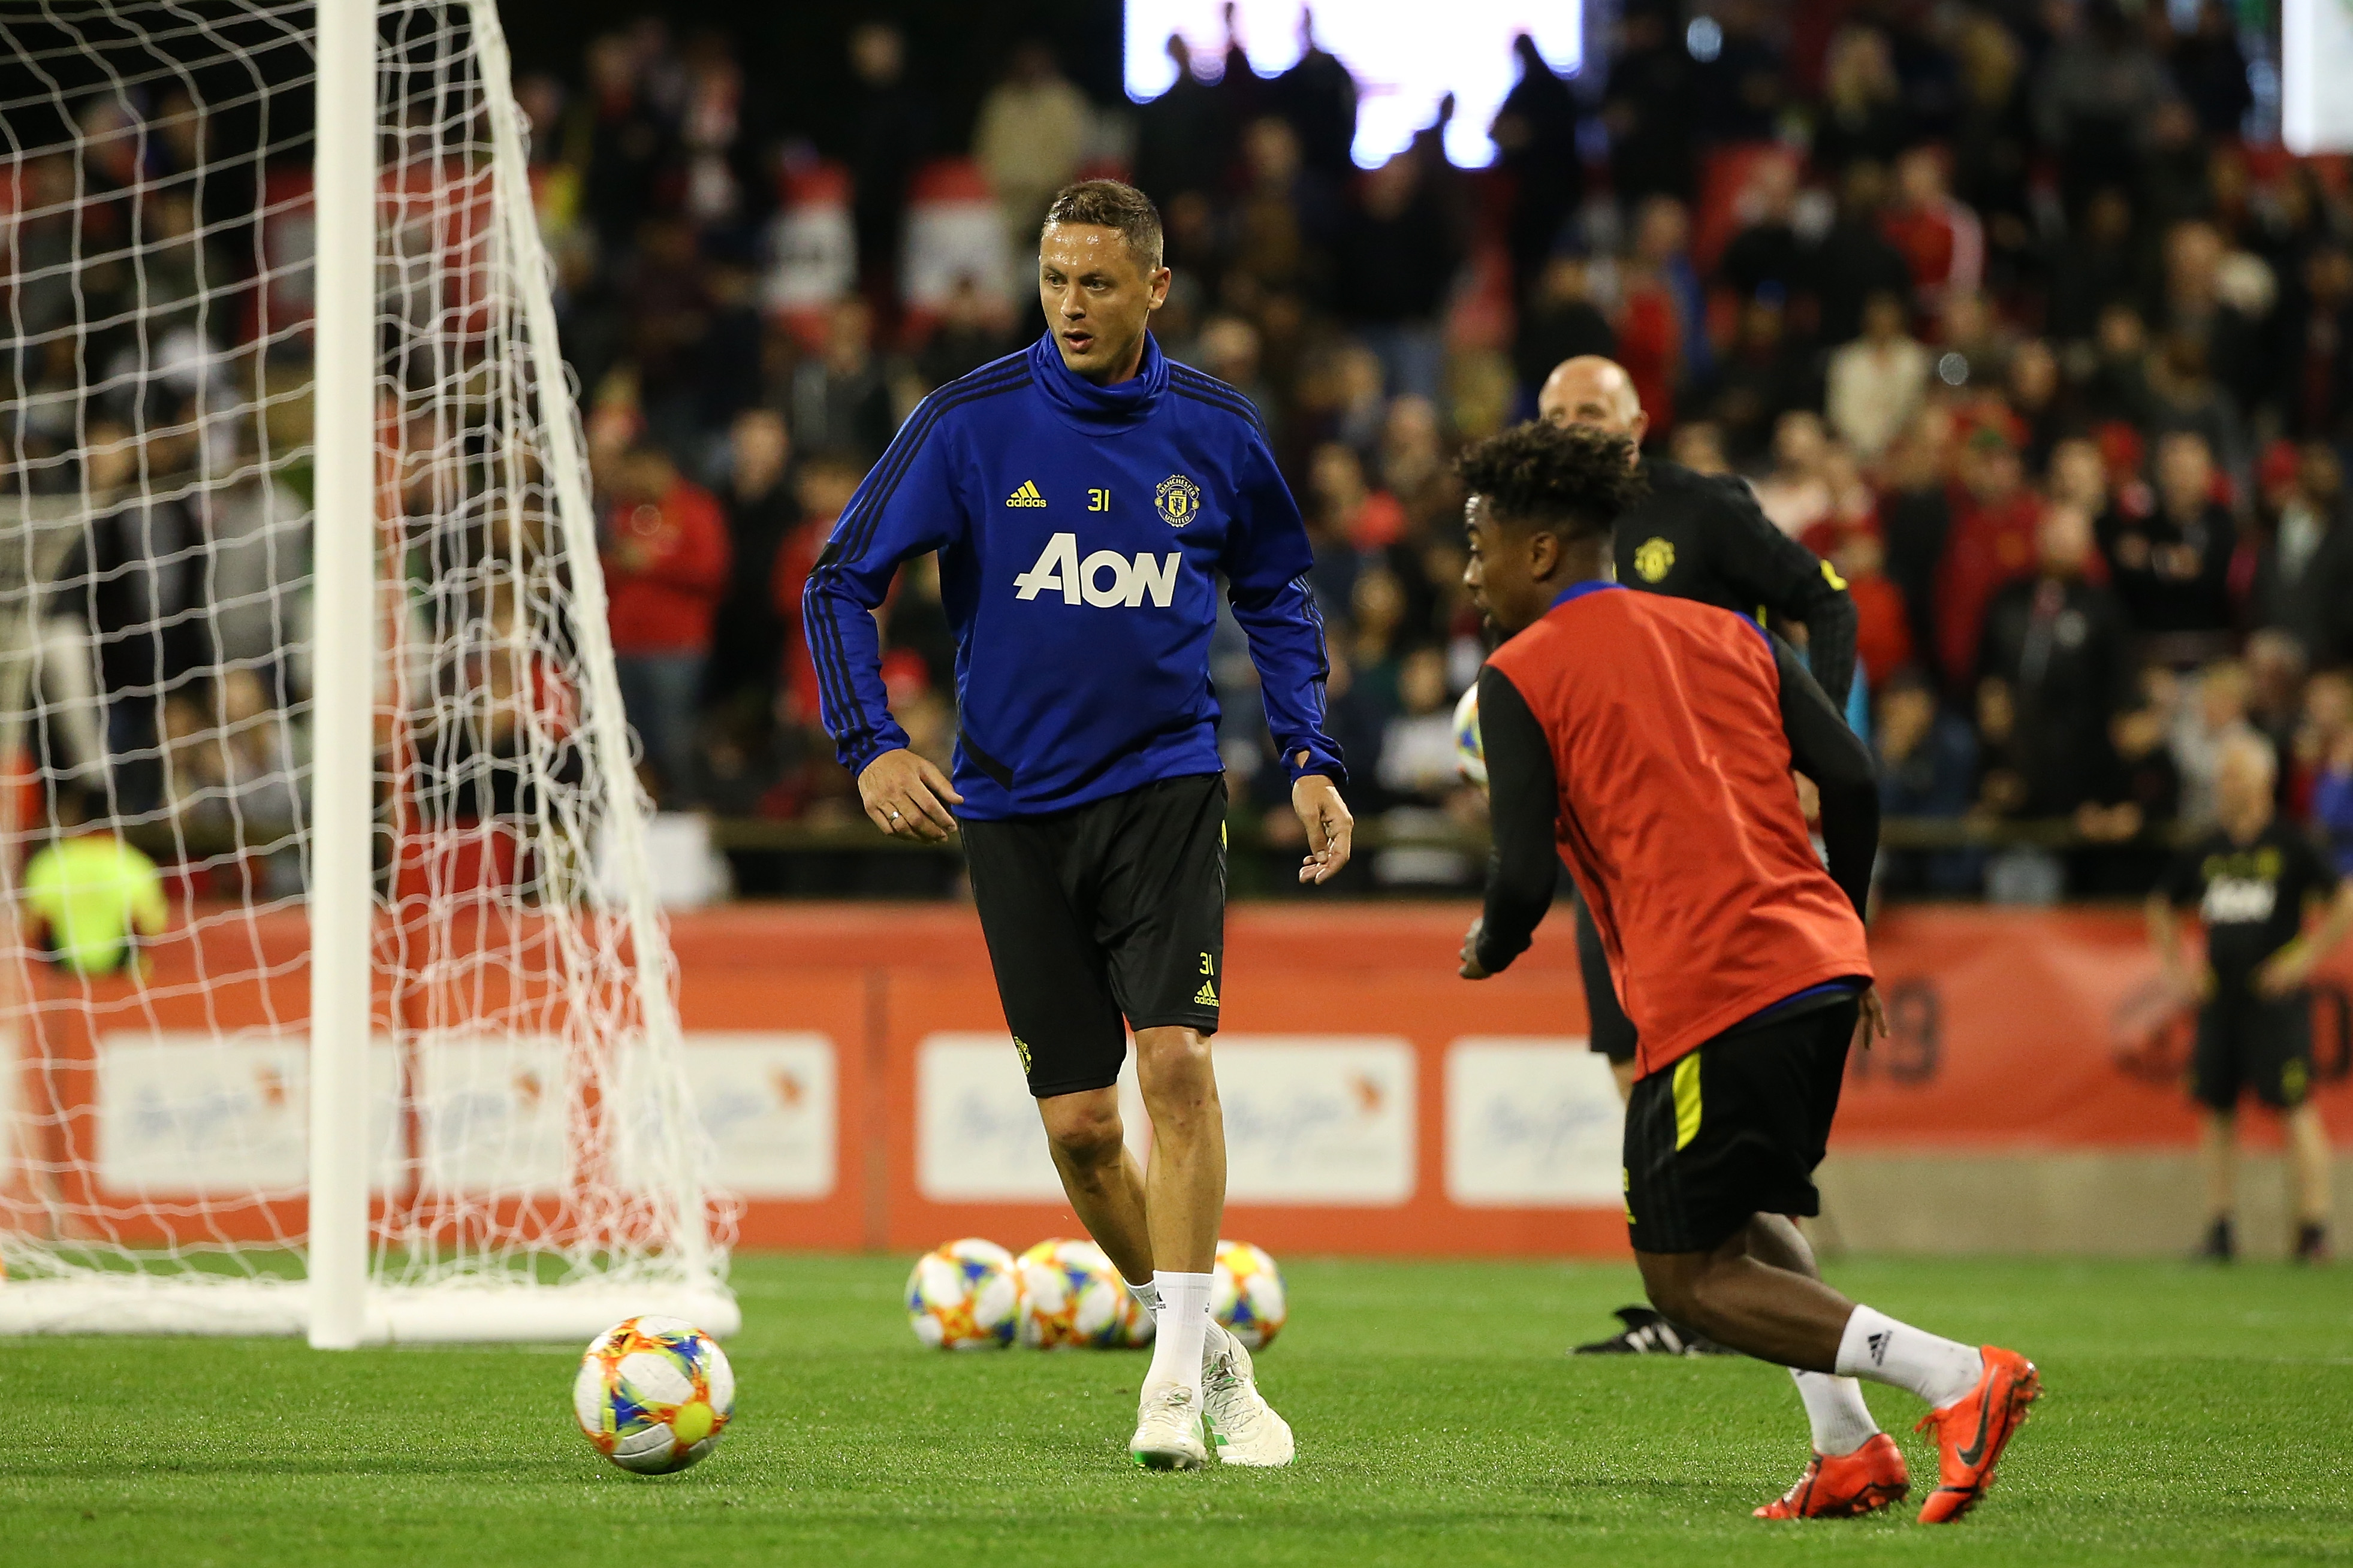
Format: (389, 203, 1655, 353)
(21, 787, 167, 979)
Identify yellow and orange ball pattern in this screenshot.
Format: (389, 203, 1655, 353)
(573, 1315, 736, 1475)
(1015, 1238, 1149, 1349)
(905, 1238, 1020, 1349)
(1212, 1240, 1287, 1350)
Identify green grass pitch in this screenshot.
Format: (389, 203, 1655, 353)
(13, 1253, 2352, 1566)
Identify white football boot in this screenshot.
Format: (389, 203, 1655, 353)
(1128, 1383, 1209, 1471)
(1200, 1319, 1295, 1467)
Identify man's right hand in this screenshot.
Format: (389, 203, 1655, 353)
(858, 748, 964, 841)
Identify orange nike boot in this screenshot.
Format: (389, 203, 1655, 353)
(1753, 1433, 1911, 1519)
(1914, 1346, 2041, 1524)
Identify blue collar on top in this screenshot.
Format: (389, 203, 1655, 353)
(1549, 579, 1625, 611)
(1028, 328, 1169, 433)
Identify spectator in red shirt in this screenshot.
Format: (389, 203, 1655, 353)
(1880, 146, 1984, 319)
(771, 452, 868, 730)
(1615, 196, 1702, 437)
(604, 442, 731, 804)
(1309, 440, 1407, 553)
(1933, 423, 2041, 692)
(1830, 525, 1915, 688)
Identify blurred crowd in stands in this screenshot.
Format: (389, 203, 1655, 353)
(526, 2, 2353, 899)
(8, 2, 2352, 901)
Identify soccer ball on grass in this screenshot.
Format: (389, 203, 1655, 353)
(1016, 1237, 1151, 1348)
(906, 1237, 1020, 1349)
(574, 1315, 735, 1475)
(1212, 1239, 1287, 1349)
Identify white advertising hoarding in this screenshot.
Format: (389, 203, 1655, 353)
(94, 1031, 400, 1195)
(620, 1032, 838, 1201)
(916, 1033, 1147, 1203)
(1217, 1035, 1416, 1205)
(1444, 1037, 1625, 1206)
(916, 1032, 1413, 1207)
(414, 1032, 572, 1197)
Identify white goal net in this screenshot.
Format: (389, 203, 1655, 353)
(0, 0, 732, 1340)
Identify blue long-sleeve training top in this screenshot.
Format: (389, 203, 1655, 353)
(802, 330, 1346, 820)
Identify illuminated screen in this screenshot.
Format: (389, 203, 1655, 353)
(2283, 0, 2353, 153)
(1123, 0, 1582, 170)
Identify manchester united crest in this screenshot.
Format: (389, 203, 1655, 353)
(1633, 536, 1675, 582)
(1156, 474, 1202, 528)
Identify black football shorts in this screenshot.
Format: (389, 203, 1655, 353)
(961, 772, 1227, 1098)
(2192, 989, 2314, 1112)
(1623, 995, 1860, 1255)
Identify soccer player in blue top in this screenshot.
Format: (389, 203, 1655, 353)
(806, 179, 1355, 1471)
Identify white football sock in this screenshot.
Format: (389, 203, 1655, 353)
(1125, 1277, 1163, 1318)
(1790, 1368, 1880, 1457)
(1835, 1305, 1985, 1410)
(1143, 1270, 1214, 1402)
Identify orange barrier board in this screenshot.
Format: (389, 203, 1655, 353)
(17, 903, 2348, 1259)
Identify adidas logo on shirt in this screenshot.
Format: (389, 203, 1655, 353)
(1006, 479, 1047, 507)
(1194, 978, 1218, 1007)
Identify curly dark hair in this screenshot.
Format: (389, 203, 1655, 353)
(1455, 422, 1646, 542)
(1043, 179, 1163, 271)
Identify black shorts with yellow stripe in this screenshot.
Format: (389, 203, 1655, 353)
(1623, 993, 1860, 1255)
(961, 772, 1227, 1099)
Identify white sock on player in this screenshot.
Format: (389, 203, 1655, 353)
(1835, 1305, 1984, 1409)
(1144, 1271, 1215, 1401)
(1789, 1368, 1880, 1457)
(1126, 1276, 1163, 1318)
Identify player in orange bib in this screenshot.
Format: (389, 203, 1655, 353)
(1453, 422, 2041, 1525)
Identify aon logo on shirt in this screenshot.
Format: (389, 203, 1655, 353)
(1013, 531, 1181, 608)
(2203, 876, 2277, 925)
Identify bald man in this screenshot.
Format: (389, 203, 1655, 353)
(1534, 355, 1859, 1356)
(1537, 356, 1859, 708)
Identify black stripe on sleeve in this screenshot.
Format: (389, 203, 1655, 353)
(1169, 370, 1268, 437)
(805, 522, 879, 757)
(1293, 573, 1332, 732)
(805, 364, 1030, 747)
(1168, 363, 1256, 404)
(832, 364, 1029, 570)
(803, 528, 858, 748)
(808, 607, 874, 760)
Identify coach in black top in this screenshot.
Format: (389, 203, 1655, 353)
(1538, 355, 1860, 1081)
(1534, 355, 1860, 1356)
(2148, 733, 2353, 1265)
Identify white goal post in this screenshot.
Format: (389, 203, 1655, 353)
(0, 0, 735, 1343)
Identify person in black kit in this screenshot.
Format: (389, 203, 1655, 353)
(1534, 354, 1859, 1355)
(2149, 734, 2353, 1265)
(1538, 354, 1860, 1081)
